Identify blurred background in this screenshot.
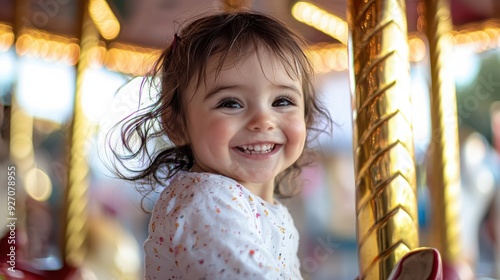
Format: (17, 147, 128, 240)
(0, 0, 500, 279)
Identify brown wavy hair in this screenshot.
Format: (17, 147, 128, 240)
(109, 11, 332, 198)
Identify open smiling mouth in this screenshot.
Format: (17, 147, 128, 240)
(236, 144, 276, 154)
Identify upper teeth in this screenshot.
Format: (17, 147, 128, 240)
(240, 144, 275, 154)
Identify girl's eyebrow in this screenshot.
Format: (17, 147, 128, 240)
(204, 85, 240, 100)
(204, 83, 302, 100)
(274, 84, 302, 97)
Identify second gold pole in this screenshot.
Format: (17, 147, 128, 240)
(348, 0, 420, 278)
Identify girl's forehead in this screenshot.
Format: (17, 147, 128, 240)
(203, 48, 302, 84)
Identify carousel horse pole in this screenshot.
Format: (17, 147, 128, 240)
(422, 0, 472, 278)
(61, 0, 94, 269)
(347, 0, 421, 279)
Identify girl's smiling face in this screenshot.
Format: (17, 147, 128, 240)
(183, 48, 307, 200)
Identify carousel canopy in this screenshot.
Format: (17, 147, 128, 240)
(0, 0, 497, 47)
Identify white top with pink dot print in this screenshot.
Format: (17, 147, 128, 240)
(144, 171, 302, 279)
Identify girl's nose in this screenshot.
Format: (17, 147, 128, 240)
(247, 109, 275, 131)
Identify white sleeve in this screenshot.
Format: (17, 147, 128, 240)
(147, 176, 284, 279)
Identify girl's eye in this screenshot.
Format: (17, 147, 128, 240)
(272, 95, 295, 107)
(217, 98, 243, 109)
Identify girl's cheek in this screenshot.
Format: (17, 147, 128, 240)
(207, 118, 237, 137)
(285, 118, 307, 143)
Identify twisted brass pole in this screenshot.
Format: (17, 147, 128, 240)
(347, 0, 419, 279)
(62, 0, 95, 266)
(422, 0, 462, 265)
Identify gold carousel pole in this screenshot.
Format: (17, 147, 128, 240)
(347, 0, 419, 279)
(422, 0, 463, 272)
(61, 0, 96, 266)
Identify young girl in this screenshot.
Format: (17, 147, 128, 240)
(111, 11, 331, 279)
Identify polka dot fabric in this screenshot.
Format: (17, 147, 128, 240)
(144, 172, 302, 279)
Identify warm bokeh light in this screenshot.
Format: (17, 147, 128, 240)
(451, 21, 500, 52)
(10, 134, 34, 162)
(408, 36, 426, 62)
(308, 43, 348, 73)
(9, 104, 34, 166)
(87, 43, 107, 68)
(24, 168, 53, 202)
(89, 0, 120, 40)
(2, 20, 500, 74)
(292, 1, 348, 45)
(16, 28, 80, 65)
(105, 43, 161, 76)
(0, 23, 14, 52)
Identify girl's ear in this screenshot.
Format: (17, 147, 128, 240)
(161, 110, 189, 146)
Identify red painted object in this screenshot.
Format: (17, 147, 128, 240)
(388, 248, 443, 280)
(0, 229, 81, 280)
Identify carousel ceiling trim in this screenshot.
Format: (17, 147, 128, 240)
(1, 18, 500, 76)
(15, 27, 80, 65)
(292, 1, 348, 45)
